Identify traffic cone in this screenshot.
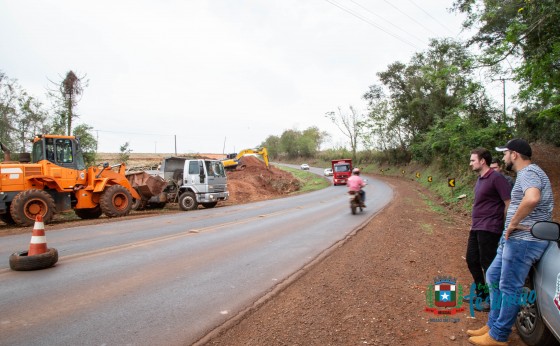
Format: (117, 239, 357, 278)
(28, 215, 48, 256)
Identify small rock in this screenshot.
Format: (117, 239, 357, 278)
(449, 335, 456, 341)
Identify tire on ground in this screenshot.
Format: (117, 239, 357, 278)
(0, 211, 16, 225)
(74, 206, 103, 219)
(10, 189, 56, 226)
(100, 185, 133, 217)
(178, 191, 198, 211)
(201, 202, 218, 209)
(9, 248, 58, 271)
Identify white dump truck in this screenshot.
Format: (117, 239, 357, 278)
(126, 157, 229, 211)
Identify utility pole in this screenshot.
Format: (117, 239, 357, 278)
(493, 78, 510, 124)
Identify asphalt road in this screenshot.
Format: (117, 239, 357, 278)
(0, 168, 392, 345)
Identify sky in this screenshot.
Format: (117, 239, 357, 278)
(1, 0, 483, 154)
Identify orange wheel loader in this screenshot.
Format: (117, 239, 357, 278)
(0, 134, 141, 226)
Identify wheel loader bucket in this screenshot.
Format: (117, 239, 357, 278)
(126, 172, 167, 199)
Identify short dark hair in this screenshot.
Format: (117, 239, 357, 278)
(491, 158, 501, 165)
(471, 147, 492, 166)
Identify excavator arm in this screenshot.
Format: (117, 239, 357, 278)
(223, 147, 269, 170)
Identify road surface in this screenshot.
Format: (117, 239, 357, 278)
(0, 170, 392, 345)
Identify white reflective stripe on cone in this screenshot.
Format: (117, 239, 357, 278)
(30, 236, 47, 244)
(33, 222, 45, 229)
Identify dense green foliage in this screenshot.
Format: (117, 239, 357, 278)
(453, 0, 560, 146)
(260, 126, 328, 160)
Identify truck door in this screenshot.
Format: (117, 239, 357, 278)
(185, 160, 207, 193)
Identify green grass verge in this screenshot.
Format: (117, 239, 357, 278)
(278, 166, 331, 193)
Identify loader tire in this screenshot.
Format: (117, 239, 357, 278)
(178, 191, 198, 211)
(0, 211, 16, 225)
(9, 248, 58, 271)
(74, 206, 103, 219)
(10, 189, 56, 227)
(100, 185, 133, 218)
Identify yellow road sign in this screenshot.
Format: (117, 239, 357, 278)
(448, 178, 455, 187)
(428, 176, 432, 183)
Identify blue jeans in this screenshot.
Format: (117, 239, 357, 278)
(485, 236, 549, 342)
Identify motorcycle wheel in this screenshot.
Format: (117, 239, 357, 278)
(351, 205, 356, 215)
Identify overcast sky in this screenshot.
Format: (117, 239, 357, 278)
(1, 0, 473, 154)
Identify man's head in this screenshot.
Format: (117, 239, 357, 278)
(470, 147, 492, 174)
(352, 168, 360, 176)
(490, 158, 502, 173)
(495, 138, 532, 172)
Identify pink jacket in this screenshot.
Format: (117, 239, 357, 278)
(347, 175, 365, 191)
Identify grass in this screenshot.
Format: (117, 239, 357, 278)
(278, 166, 331, 193)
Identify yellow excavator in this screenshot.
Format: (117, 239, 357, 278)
(222, 147, 269, 170)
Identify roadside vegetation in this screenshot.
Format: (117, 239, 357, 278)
(278, 166, 331, 194)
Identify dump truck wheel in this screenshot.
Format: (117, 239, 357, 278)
(74, 206, 103, 219)
(201, 202, 218, 209)
(178, 191, 198, 211)
(0, 211, 16, 225)
(131, 198, 147, 211)
(10, 189, 56, 227)
(100, 185, 133, 217)
(9, 248, 58, 271)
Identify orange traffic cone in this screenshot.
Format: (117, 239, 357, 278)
(28, 215, 48, 256)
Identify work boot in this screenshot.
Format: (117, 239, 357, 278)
(468, 333, 508, 346)
(467, 325, 489, 337)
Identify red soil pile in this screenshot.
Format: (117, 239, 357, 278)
(224, 156, 301, 205)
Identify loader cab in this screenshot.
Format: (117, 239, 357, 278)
(31, 135, 86, 170)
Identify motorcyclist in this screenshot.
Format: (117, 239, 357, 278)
(347, 168, 366, 207)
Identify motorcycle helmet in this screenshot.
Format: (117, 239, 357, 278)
(352, 168, 360, 175)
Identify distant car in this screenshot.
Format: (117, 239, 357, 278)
(300, 163, 309, 170)
(516, 221, 560, 345)
(324, 168, 333, 176)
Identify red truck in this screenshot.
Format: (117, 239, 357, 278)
(331, 159, 352, 186)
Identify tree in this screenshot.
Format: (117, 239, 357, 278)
(260, 135, 281, 159)
(49, 70, 87, 136)
(73, 124, 98, 167)
(0, 71, 20, 149)
(118, 142, 132, 164)
(325, 106, 365, 162)
(452, 0, 560, 145)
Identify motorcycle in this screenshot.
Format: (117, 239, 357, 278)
(348, 190, 364, 215)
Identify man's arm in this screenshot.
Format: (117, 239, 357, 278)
(505, 187, 541, 239)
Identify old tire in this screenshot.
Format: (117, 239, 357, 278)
(100, 185, 133, 218)
(74, 206, 103, 219)
(201, 202, 218, 209)
(0, 211, 16, 225)
(9, 248, 58, 271)
(10, 189, 56, 226)
(516, 283, 557, 346)
(178, 191, 198, 211)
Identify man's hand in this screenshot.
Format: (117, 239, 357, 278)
(504, 222, 530, 240)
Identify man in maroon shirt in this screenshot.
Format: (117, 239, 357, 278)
(465, 148, 511, 311)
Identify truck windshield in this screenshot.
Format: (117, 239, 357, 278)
(205, 161, 225, 177)
(335, 164, 350, 172)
